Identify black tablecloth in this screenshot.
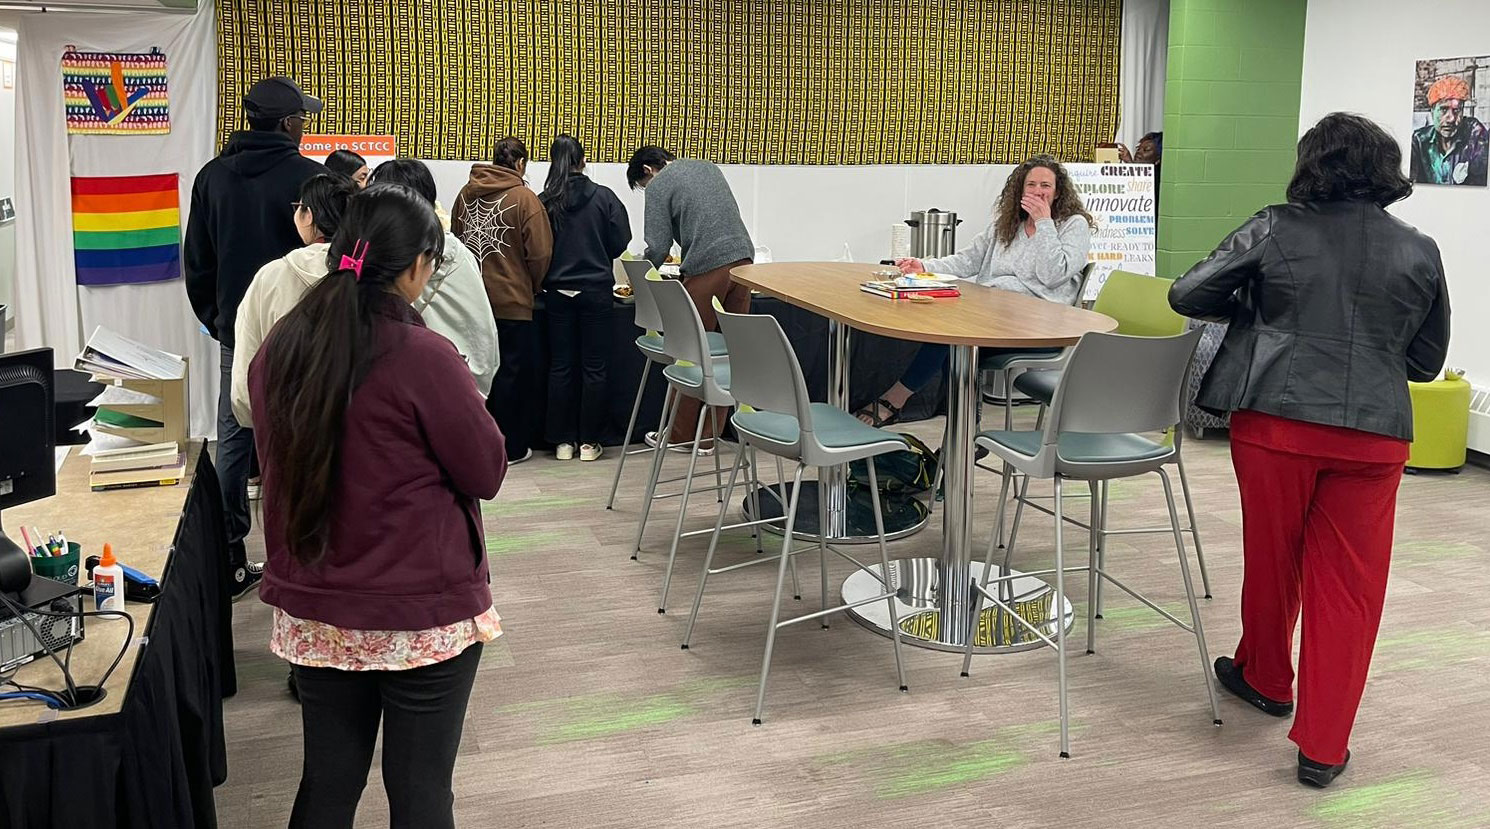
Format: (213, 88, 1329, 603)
(527, 295, 948, 449)
(0, 448, 233, 828)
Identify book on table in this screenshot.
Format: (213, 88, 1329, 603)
(88, 442, 182, 473)
(89, 455, 187, 491)
(859, 278, 962, 299)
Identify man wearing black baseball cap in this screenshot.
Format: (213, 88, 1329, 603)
(184, 76, 327, 601)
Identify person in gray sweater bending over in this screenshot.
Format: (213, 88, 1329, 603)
(857, 155, 1094, 425)
(628, 145, 755, 451)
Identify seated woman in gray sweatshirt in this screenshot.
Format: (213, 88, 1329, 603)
(857, 155, 1094, 426)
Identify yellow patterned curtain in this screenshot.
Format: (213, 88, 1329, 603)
(217, 0, 1121, 164)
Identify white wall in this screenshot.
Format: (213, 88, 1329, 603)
(426, 161, 1017, 264)
(1301, 0, 1487, 384)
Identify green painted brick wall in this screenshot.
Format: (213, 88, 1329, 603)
(1158, 0, 1307, 278)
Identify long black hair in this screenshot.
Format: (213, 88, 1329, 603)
(258, 184, 445, 565)
(297, 173, 355, 242)
(368, 158, 439, 206)
(1287, 112, 1412, 207)
(325, 149, 367, 179)
(540, 134, 586, 232)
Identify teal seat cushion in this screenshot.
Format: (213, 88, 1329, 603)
(636, 332, 728, 356)
(663, 361, 731, 390)
(735, 403, 907, 450)
(980, 348, 1062, 371)
(978, 430, 1171, 464)
(1012, 369, 1061, 404)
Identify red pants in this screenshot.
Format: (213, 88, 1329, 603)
(1230, 411, 1407, 765)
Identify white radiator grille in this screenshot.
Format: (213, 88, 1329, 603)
(1469, 384, 1489, 455)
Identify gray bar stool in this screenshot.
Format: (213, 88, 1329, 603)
(961, 329, 1221, 758)
(605, 259, 729, 511)
(683, 303, 909, 725)
(996, 270, 1214, 608)
(637, 277, 785, 615)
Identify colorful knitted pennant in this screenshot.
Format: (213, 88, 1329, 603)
(62, 48, 170, 135)
(71, 174, 181, 286)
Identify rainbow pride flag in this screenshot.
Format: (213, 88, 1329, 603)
(71, 174, 182, 286)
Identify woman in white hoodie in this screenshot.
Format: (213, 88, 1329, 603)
(232, 173, 355, 427)
(368, 159, 500, 400)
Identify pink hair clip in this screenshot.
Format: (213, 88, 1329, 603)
(339, 239, 371, 280)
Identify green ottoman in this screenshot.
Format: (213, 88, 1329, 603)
(1407, 372, 1471, 472)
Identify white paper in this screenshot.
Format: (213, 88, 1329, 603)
(76, 326, 187, 380)
(89, 441, 178, 459)
(54, 447, 70, 473)
(88, 385, 162, 407)
(889, 224, 912, 259)
(81, 429, 149, 456)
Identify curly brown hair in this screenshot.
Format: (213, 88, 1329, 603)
(993, 155, 1095, 247)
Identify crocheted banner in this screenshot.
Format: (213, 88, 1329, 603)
(62, 48, 171, 135)
(216, 0, 1120, 164)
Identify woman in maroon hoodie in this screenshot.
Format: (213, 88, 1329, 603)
(249, 183, 507, 828)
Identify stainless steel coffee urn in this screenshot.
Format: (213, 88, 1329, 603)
(905, 209, 961, 258)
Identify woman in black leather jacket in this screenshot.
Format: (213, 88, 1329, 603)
(1169, 112, 1450, 789)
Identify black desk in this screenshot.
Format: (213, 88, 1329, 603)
(0, 449, 233, 828)
(527, 295, 947, 449)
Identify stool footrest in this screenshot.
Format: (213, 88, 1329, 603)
(775, 591, 896, 629)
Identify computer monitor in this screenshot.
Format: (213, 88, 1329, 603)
(0, 348, 55, 593)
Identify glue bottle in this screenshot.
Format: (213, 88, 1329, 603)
(94, 543, 124, 614)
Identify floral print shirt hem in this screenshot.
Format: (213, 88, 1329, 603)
(271, 605, 502, 671)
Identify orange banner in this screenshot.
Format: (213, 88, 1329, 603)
(299, 134, 397, 165)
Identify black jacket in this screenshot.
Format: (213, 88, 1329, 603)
(1169, 201, 1450, 441)
(540, 174, 631, 291)
(184, 131, 326, 347)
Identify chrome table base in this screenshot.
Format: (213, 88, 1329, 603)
(842, 558, 1077, 654)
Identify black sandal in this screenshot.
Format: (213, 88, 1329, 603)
(857, 397, 903, 428)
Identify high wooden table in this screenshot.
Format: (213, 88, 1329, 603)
(731, 263, 1117, 653)
(1, 446, 231, 827)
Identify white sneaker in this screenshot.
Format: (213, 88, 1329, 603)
(644, 431, 715, 456)
(556, 443, 576, 461)
(580, 443, 603, 462)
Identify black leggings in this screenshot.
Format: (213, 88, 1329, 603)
(289, 642, 483, 829)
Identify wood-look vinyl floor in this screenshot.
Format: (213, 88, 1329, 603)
(217, 410, 1490, 828)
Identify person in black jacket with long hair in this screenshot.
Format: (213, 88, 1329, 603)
(1170, 112, 1451, 789)
(538, 134, 632, 461)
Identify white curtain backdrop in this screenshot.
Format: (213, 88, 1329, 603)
(1118, 0, 1170, 147)
(14, 6, 217, 437)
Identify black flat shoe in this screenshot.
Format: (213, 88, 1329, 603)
(1214, 656, 1294, 717)
(1298, 750, 1349, 788)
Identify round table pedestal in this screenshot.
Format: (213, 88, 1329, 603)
(841, 558, 1077, 654)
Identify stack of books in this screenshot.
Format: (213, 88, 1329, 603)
(88, 442, 187, 491)
(859, 275, 962, 300)
(74, 326, 189, 491)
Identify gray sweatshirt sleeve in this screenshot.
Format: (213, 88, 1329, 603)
(922, 225, 992, 279)
(643, 178, 674, 269)
(1028, 216, 1093, 290)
